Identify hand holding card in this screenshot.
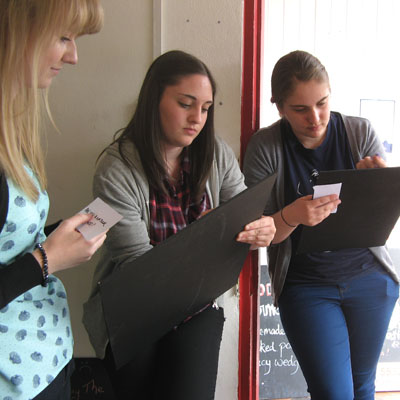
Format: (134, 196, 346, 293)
(77, 198, 123, 240)
(313, 183, 342, 213)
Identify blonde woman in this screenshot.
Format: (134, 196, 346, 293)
(0, 1, 106, 399)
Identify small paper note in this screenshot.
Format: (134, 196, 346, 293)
(77, 197, 123, 240)
(313, 183, 342, 213)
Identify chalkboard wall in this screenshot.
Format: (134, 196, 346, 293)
(259, 264, 307, 399)
(71, 358, 115, 400)
(259, 248, 400, 399)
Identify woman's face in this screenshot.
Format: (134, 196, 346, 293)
(34, 34, 78, 88)
(278, 79, 331, 149)
(159, 74, 213, 154)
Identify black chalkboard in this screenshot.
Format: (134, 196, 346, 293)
(297, 167, 400, 253)
(71, 358, 115, 400)
(100, 174, 277, 369)
(259, 263, 308, 399)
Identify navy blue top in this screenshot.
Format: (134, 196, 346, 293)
(282, 112, 380, 283)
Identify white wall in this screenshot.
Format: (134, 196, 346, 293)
(160, 0, 243, 155)
(46, 1, 243, 399)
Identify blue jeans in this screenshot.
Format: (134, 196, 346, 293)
(278, 270, 399, 400)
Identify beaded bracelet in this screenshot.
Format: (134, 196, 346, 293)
(280, 208, 297, 228)
(35, 243, 49, 287)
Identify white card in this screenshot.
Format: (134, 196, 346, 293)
(76, 197, 123, 240)
(313, 183, 342, 213)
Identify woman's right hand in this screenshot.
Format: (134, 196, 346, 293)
(33, 213, 107, 274)
(284, 194, 341, 227)
(272, 194, 341, 244)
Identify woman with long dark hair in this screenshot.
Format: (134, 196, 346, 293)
(83, 50, 276, 400)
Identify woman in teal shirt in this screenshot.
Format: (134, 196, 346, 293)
(0, 1, 106, 398)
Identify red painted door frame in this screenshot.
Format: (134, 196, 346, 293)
(238, 1, 264, 400)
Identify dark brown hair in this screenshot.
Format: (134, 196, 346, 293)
(113, 50, 217, 201)
(271, 50, 329, 109)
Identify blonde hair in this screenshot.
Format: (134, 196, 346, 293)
(0, 0, 104, 201)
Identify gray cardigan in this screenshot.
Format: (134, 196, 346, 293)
(83, 136, 246, 358)
(243, 113, 399, 306)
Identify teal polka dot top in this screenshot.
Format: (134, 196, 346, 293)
(0, 168, 73, 399)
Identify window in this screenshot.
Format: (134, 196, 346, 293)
(261, 0, 400, 169)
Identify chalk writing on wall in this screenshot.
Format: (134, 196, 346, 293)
(259, 265, 307, 399)
(71, 358, 115, 400)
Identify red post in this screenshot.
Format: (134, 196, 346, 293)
(238, 1, 264, 400)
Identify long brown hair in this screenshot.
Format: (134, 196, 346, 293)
(113, 50, 217, 202)
(0, 0, 103, 201)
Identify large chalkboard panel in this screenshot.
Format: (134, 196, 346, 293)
(259, 263, 308, 399)
(71, 358, 115, 400)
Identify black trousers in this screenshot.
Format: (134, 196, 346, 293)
(33, 359, 74, 400)
(104, 306, 225, 400)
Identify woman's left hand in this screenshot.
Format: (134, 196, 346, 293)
(356, 155, 386, 169)
(236, 215, 276, 250)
